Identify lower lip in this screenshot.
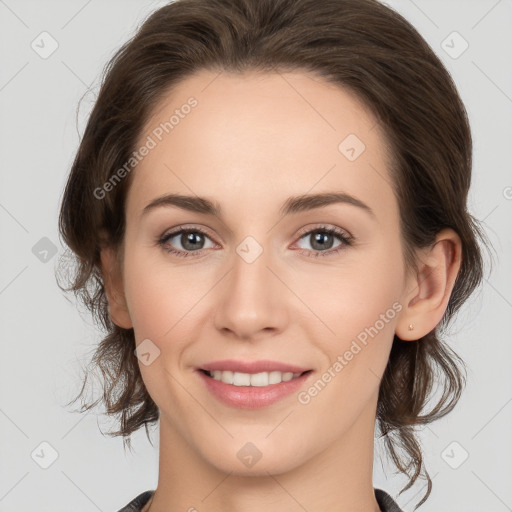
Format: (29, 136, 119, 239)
(197, 370, 312, 409)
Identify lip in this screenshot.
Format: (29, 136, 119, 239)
(196, 363, 313, 410)
(198, 359, 311, 374)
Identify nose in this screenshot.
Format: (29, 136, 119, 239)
(213, 243, 288, 341)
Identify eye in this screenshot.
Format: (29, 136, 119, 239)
(293, 225, 353, 257)
(158, 224, 353, 259)
(158, 226, 216, 258)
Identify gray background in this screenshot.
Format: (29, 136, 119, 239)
(0, 0, 511, 511)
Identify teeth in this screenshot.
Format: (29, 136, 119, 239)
(209, 370, 302, 386)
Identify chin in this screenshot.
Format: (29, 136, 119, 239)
(198, 438, 310, 477)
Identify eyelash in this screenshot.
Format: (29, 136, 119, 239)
(157, 225, 353, 259)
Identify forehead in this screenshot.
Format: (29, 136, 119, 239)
(128, 69, 395, 222)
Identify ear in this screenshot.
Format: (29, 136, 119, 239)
(396, 228, 462, 341)
(100, 245, 133, 329)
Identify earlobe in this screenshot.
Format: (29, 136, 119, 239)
(99, 246, 133, 329)
(396, 229, 462, 341)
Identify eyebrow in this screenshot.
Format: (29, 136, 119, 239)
(141, 191, 375, 219)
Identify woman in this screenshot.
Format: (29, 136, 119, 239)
(57, 0, 489, 510)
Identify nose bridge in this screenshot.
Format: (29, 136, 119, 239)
(213, 233, 287, 338)
(233, 236, 271, 293)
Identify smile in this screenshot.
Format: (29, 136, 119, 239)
(197, 368, 313, 409)
(202, 369, 306, 386)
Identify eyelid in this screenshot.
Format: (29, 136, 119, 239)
(160, 223, 353, 242)
(294, 223, 353, 241)
(159, 224, 215, 241)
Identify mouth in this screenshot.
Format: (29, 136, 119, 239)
(196, 366, 314, 409)
(199, 368, 313, 387)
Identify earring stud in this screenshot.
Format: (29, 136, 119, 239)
(408, 324, 414, 331)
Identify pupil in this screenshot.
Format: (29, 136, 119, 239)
(183, 232, 203, 250)
(312, 232, 333, 250)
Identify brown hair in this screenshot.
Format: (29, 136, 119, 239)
(57, 0, 491, 508)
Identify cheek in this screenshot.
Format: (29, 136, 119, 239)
(301, 250, 403, 334)
(294, 273, 401, 434)
(121, 246, 220, 389)
(122, 245, 201, 338)
(122, 249, 203, 411)
(305, 244, 404, 380)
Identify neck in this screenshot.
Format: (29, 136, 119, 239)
(145, 396, 382, 512)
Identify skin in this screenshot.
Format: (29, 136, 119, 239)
(101, 70, 462, 512)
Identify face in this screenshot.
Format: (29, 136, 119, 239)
(113, 70, 413, 475)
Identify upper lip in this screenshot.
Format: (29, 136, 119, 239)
(198, 359, 311, 374)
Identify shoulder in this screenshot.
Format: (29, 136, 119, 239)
(116, 488, 401, 512)
(374, 488, 404, 512)
(116, 490, 155, 512)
